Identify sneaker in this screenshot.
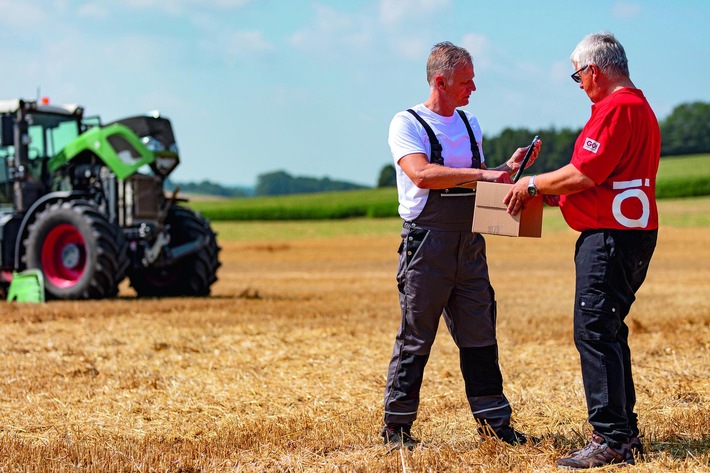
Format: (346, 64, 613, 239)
(478, 425, 528, 445)
(557, 433, 635, 470)
(381, 424, 418, 450)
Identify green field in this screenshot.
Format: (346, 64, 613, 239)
(191, 154, 710, 222)
(657, 153, 710, 178)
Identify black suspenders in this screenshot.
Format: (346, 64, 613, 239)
(456, 110, 482, 169)
(405, 108, 481, 168)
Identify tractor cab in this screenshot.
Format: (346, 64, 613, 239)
(0, 99, 85, 210)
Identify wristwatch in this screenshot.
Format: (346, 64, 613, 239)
(527, 175, 539, 196)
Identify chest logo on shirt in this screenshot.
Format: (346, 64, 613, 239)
(583, 138, 601, 153)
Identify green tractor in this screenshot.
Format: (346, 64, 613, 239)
(0, 98, 221, 300)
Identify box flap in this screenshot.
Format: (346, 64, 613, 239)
(474, 182, 508, 209)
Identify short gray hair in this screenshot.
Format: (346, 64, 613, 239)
(426, 41, 472, 85)
(570, 32, 629, 79)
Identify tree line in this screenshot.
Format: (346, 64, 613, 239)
(167, 170, 367, 198)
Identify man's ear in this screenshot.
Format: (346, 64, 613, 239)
(589, 64, 599, 78)
(436, 75, 446, 89)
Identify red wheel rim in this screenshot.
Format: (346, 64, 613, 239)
(41, 224, 87, 288)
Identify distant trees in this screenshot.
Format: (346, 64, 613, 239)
(254, 170, 367, 196)
(165, 179, 250, 197)
(660, 101, 710, 156)
(483, 126, 580, 171)
(377, 164, 397, 188)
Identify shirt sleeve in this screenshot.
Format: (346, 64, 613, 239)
(388, 112, 428, 164)
(572, 105, 631, 184)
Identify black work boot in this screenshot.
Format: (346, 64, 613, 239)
(381, 424, 419, 450)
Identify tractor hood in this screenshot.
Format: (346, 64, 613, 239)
(48, 115, 180, 180)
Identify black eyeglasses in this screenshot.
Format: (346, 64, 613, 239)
(571, 65, 589, 83)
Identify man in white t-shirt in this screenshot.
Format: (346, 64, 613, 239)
(381, 41, 540, 449)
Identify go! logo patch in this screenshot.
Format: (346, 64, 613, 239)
(583, 137, 600, 153)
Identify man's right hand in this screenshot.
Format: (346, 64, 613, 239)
(485, 170, 513, 184)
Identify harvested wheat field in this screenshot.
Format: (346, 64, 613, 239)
(1, 201, 708, 472)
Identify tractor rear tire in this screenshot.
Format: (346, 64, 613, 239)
(128, 206, 220, 297)
(24, 200, 129, 300)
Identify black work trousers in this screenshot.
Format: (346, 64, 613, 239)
(383, 223, 511, 430)
(573, 228, 657, 448)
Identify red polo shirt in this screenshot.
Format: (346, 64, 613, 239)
(560, 88, 661, 232)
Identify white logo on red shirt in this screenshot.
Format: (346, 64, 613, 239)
(612, 179, 651, 228)
(583, 138, 600, 153)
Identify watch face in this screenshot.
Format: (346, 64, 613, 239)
(528, 187, 538, 196)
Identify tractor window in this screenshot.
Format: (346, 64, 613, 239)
(82, 115, 101, 131)
(27, 125, 45, 159)
(49, 120, 81, 155)
(26, 113, 81, 158)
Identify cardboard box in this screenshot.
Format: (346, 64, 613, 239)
(472, 182, 543, 237)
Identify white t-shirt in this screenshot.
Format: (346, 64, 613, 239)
(388, 103, 485, 221)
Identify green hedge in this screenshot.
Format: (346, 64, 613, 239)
(191, 188, 399, 221)
(656, 176, 710, 199)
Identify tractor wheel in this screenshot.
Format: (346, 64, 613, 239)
(24, 200, 129, 300)
(128, 206, 221, 297)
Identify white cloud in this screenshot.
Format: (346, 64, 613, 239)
(197, 28, 274, 65)
(289, 4, 374, 59)
(77, 4, 109, 19)
(460, 33, 491, 68)
(0, 1, 48, 29)
(390, 36, 430, 60)
(120, 0, 254, 14)
(224, 30, 274, 56)
(612, 1, 642, 19)
(379, 0, 450, 26)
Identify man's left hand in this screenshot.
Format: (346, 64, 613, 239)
(507, 139, 542, 175)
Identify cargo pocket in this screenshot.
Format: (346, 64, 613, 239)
(574, 291, 621, 342)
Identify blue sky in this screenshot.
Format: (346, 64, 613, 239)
(1, 0, 708, 187)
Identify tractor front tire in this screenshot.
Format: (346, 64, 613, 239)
(24, 200, 129, 300)
(128, 206, 221, 298)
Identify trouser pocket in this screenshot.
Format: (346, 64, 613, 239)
(574, 291, 621, 341)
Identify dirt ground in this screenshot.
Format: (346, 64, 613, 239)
(0, 222, 708, 472)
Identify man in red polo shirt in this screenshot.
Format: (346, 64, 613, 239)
(504, 32, 660, 469)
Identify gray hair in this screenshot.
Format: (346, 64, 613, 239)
(570, 32, 629, 79)
(426, 41, 472, 85)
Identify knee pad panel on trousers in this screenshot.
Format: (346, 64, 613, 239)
(460, 345, 503, 397)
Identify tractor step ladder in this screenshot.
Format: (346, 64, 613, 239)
(7, 269, 45, 303)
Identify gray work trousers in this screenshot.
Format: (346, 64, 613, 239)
(383, 222, 512, 429)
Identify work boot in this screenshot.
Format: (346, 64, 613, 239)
(381, 424, 418, 450)
(478, 425, 530, 445)
(557, 432, 635, 469)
